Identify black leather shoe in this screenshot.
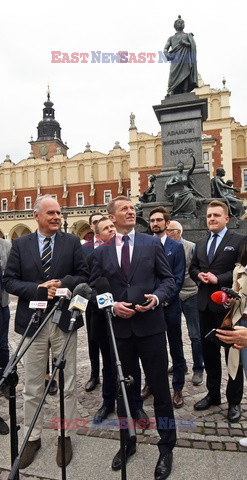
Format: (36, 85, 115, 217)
(111, 442, 136, 471)
(141, 384, 152, 400)
(194, 394, 221, 411)
(93, 404, 115, 423)
(85, 376, 100, 392)
(134, 408, 150, 430)
(155, 452, 173, 480)
(45, 379, 58, 396)
(0, 417, 9, 435)
(228, 404, 241, 423)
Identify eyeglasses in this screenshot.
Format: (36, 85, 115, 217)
(149, 218, 164, 223)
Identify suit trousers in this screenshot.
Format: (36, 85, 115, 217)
(116, 332, 176, 454)
(199, 308, 243, 403)
(165, 302, 186, 391)
(23, 318, 77, 441)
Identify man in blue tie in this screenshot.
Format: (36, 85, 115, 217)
(189, 200, 244, 422)
(3, 195, 88, 468)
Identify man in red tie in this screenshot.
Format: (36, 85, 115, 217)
(90, 196, 176, 480)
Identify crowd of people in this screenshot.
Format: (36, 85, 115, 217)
(1, 194, 247, 480)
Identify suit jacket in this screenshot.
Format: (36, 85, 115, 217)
(3, 231, 89, 335)
(0, 238, 11, 307)
(189, 230, 244, 313)
(163, 236, 185, 305)
(89, 233, 175, 339)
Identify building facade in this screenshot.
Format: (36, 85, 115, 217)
(0, 78, 246, 240)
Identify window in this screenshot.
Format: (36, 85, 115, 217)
(76, 192, 84, 206)
(243, 169, 247, 191)
(203, 151, 209, 162)
(1, 198, 8, 212)
(127, 189, 131, 199)
(104, 190, 112, 204)
(24, 197, 32, 210)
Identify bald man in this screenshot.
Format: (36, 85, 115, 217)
(166, 221, 204, 386)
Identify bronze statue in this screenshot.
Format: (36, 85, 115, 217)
(164, 15, 198, 96)
(165, 155, 204, 217)
(211, 168, 245, 218)
(139, 174, 156, 203)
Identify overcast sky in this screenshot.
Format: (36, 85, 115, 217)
(1, 0, 246, 164)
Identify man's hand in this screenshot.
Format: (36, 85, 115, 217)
(113, 302, 136, 319)
(135, 294, 157, 313)
(198, 272, 218, 284)
(38, 279, 61, 300)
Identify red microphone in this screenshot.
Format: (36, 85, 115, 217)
(211, 291, 229, 304)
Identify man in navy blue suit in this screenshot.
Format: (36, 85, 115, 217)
(142, 206, 186, 409)
(82, 212, 104, 392)
(90, 196, 176, 480)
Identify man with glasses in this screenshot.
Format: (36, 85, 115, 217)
(142, 206, 186, 409)
(166, 220, 204, 386)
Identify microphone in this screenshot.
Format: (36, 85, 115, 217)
(211, 291, 229, 304)
(68, 283, 92, 331)
(29, 286, 48, 323)
(55, 275, 74, 300)
(95, 277, 114, 316)
(52, 275, 75, 325)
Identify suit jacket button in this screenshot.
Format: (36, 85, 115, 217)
(127, 284, 130, 287)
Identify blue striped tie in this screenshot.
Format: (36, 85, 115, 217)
(41, 237, 52, 278)
(208, 233, 218, 263)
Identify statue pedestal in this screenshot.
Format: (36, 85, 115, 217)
(153, 92, 210, 202)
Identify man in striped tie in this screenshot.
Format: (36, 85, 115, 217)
(4, 194, 88, 469)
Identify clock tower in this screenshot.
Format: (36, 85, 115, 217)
(30, 86, 68, 160)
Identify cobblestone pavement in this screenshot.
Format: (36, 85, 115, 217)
(1, 295, 247, 479)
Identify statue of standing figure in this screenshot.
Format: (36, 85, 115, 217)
(164, 15, 198, 96)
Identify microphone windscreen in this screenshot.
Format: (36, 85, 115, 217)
(60, 275, 74, 291)
(36, 286, 48, 301)
(73, 283, 92, 300)
(95, 277, 111, 295)
(211, 291, 229, 304)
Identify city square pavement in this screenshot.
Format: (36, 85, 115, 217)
(1, 295, 247, 480)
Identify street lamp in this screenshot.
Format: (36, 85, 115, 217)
(62, 208, 68, 233)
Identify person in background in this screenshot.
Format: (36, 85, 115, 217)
(82, 212, 104, 392)
(0, 238, 11, 397)
(142, 207, 186, 409)
(0, 239, 11, 435)
(189, 200, 244, 423)
(216, 238, 247, 445)
(165, 220, 204, 386)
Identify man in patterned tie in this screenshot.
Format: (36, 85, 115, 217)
(90, 196, 176, 480)
(3, 194, 88, 469)
(189, 200, 244, 422)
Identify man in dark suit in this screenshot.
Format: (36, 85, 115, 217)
(82, 212, 104, 392)
(90, 196, 176, 480)
(189, 200, 244, 422)
(143, 207, 186, 409)
(3, 195, 88, 468)
(84, 217, 117, 421)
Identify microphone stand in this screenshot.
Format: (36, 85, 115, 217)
(0, 299, 64, 480)
(103, 309, 136, 480)
(8, 314, 79, 480)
